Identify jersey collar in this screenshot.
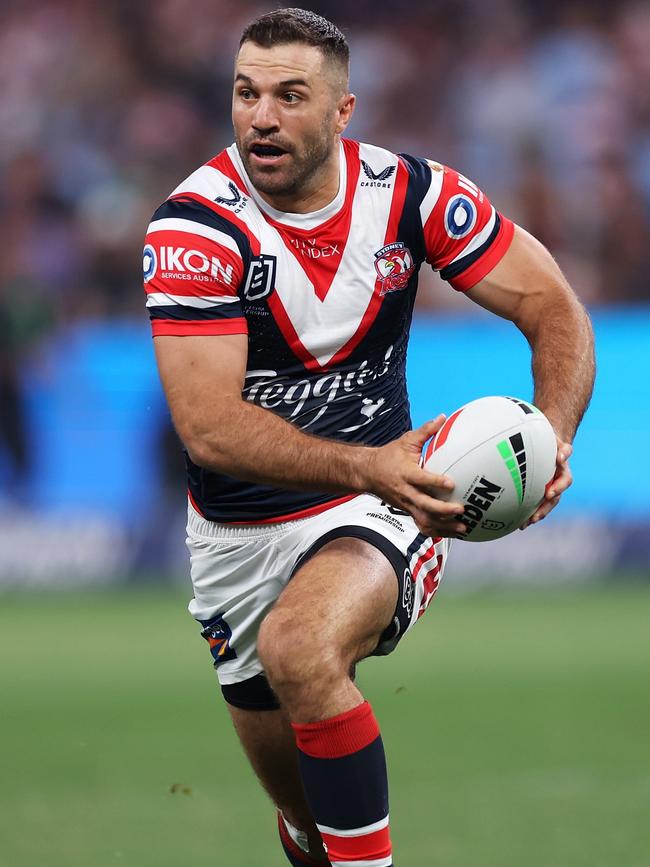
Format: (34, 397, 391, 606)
(227, 141, 347, 231)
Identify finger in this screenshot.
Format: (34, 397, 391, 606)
(546, 466, 572, 499)
(409, 465, 456, 493)
(412, 511, 467, 538)
(408, 414, 446, 450)
(520, 495, 560, 528)
(409, 490, 465, 517)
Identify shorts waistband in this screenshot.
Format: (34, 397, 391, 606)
(187, 500, 309, 540)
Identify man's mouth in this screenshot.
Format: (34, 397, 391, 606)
(249, 143, 289, 164)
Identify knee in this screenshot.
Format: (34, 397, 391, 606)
(257, 607, 344, 694)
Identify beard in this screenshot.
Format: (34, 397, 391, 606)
(236, 120, 336, 200)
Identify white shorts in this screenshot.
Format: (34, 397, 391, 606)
(186, 494, 450, 687)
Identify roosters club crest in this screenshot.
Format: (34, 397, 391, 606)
(374, 242, 415, 295)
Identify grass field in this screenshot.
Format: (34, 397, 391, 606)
(1, 582, 649, 867)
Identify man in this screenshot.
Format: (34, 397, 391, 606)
(143, 9, 595, 866)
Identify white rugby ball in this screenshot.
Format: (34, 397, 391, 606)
(423, 396, 557, 542)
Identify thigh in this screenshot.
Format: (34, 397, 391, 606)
(289, 493, 452, 656)
(276, 535, 399, 665)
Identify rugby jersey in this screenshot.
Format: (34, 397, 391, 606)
(143, 139, 514, 522)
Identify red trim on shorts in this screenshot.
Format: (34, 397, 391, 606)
(292, 701, 379, 759)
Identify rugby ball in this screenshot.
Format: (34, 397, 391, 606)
(423, 396, 557, 542)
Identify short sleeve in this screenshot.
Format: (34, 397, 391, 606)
(143, 198, 248, 337)
(419, 161, 514, 292)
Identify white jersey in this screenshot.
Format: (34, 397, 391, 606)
(143, 139, 514, 522)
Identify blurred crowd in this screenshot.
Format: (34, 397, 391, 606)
(1, 0, 649, 491)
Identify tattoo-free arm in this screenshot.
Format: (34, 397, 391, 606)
(466, 224, 595, 522)
(153, 333, 466, 536)
(467, 224, 595, 442)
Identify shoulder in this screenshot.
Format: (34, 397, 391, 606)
(167, 144, 250, 210)
(146, 145, 256, 259)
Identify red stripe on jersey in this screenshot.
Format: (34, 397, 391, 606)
(320, 826, 392, 862)
(227, 494, 357, 525)
(151, 318, 248, 337)
(424, 166, 511, 290)
(292, 701, 379, 759)
(144, 228, 243, 299)
(265, 290, 320, 368)
(449, 215, 515, 292)
(324, 155, 410, 370)
(169, 192, 262, 256)
(187, 488, 205, 517)
(266, 139, 361, 303)
(207, 150, 250, 195)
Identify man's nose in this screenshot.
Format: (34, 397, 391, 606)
(251, 96, 280, 133)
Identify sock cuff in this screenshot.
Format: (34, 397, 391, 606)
(292, 701, 380, 759)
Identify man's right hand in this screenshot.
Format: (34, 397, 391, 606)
(362, 415, 466, 538)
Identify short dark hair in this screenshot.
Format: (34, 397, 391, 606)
(239, 8, 349, 72)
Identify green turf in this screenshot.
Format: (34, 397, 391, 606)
(1, 583, 649, 866)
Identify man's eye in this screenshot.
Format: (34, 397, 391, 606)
(283, 92, 301, 104)
(239, 89, 255, 100)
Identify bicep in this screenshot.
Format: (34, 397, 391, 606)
(154, 333, 248, 446)
(466, 224, 573, 328)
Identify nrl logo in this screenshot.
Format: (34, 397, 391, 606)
(360, 160, 396, 187)
(215, 181, 247, 212)
(374, 242, 415, 295)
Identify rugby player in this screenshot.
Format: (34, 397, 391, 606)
(143, 9, 595, 865)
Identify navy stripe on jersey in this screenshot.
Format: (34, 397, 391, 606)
(398, 154, 432, 265)
(151, 197, 253, 268)
(439, 211, 503, 282)
(148, 303, 244, 322)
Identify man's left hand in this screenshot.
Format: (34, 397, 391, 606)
(520, 438, 573, 529)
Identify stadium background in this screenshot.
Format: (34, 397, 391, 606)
(1, 2, 648, 866)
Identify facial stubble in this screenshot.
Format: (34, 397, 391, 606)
(237, 113, 337, 199)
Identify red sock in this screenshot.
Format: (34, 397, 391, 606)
(292, 701, 393, 867)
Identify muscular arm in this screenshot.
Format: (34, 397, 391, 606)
(154, 333, 373, 491)
(467, 225, 595, 443)
(467, 224, 595, 523)
(153, 334, 465, 534)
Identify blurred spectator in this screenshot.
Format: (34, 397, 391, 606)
(1, 0, 648, 320)
(0, 0, 648, 502)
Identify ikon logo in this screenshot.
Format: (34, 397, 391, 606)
(159, 246, 234, 284)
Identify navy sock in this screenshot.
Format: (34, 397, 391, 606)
(292, 701, 393, 866)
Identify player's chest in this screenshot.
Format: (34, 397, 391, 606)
(241, 215, 417, 370)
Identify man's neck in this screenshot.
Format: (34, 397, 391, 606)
(255, 142, 341, 215)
